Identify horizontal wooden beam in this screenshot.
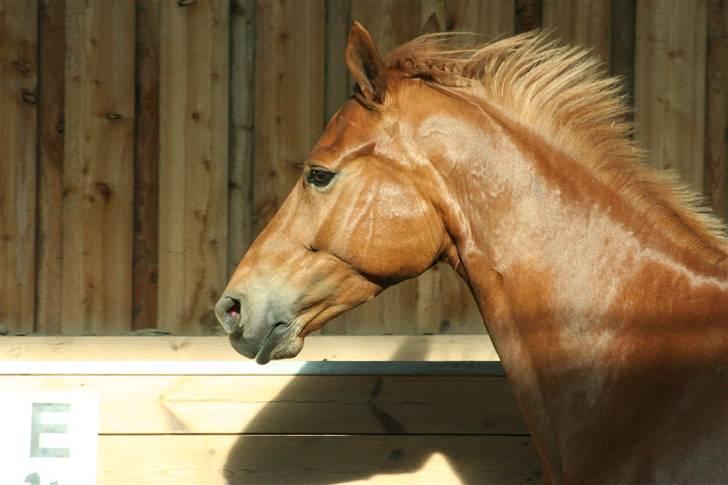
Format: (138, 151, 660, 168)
(0, 335, 500, 362)
(0, 360, 504, 376)
(1, 375, 525, 435)
(98, 434, 542, 484)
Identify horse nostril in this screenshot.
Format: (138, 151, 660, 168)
(227, 298, 241, 317)
(215, 295, 243, 335)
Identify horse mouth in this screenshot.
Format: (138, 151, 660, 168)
(255, 322, 292, 364)
(229, 321, 293, 365)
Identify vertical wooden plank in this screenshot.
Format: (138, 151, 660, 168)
(635, 1, 707, 189)
(36, 0, 64, 334)
(63, 1, 135, 334)
(229, 0, 255, 276)
(515, 0, 542, 33)
(0, 0, 38, 334)
(350, 0, 422, 56)
(253, 0, 325, 235)
(133, 0, 160, 331)
(445, 0, 515, 38)
(610, 0, 635, 107)
(543, 0, 612, 63)
(327, 1, 425, 335)
(429, 0, 515, 336)
(325, 0, 351, 123)
(705, 0, 728, 221)
(159, 0, 229, 334)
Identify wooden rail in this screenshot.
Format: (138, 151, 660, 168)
(0, 336, 542, 484)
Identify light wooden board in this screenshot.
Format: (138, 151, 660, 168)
(543, 0, 612, 64)
(228, 0, 256, 275)
(36, 0, 65, 334)
(0, 374, 524, 434)
(0, 335, 499, 361)
(0, 0, 38, 334)
(705, 0, 728, 221)
(97, 434, 541, 484)
(132, 0, 160, 330)
(158, 0, 230, 334)
(634, 0, 707, 189)
(62, 0, 135, 334)
(252, 0, 325, 233)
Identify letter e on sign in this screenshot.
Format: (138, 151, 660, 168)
(31, 403, 71, 458)
(0, 391, 98, 485)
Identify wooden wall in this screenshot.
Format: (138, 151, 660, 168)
(1, 335, 542, 484)
(1, 0, 726, 335)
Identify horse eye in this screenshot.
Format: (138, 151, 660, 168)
(307, 168, 336, 187)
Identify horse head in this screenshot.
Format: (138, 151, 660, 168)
(216, 23, 454, 363)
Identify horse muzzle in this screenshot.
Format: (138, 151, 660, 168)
(215, 293, 298, 364)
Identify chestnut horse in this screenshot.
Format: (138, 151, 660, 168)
(216, 23, 728, 484)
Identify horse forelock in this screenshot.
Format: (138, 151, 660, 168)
(380, 31, 728, 267)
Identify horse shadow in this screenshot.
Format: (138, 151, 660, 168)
(222, 339, 542, 484)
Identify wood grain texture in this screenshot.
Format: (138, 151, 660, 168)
(253, 0, 325, 233)
(35, 0, 65, 334)
(229, 0, 255, 276)
(328, 0, 429, 336)
(1, 374, 525, 434)
(705, 0, 728, 221)
(132, 0, 160, 330)
(158, 0, 229, 334)
(62, 0, 135, 334)
(0, 0, 38, 334)
(634, 0, 707, 189)
(543, 0, 612, 63)
(97, 434, 541, 484)
(444, 0, 515, 38)
(436, 0, 516, 335)
(0, 335, 500, 361)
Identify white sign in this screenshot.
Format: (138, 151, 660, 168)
(0, 391, 98, 485)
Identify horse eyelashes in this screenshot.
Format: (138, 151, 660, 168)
(307, 168, 336, 187)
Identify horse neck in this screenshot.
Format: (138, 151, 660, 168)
(428, 105, 728, 481)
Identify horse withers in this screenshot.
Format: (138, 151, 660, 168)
(216, 23, 728, 484)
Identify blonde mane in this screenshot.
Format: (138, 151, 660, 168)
(384, 31, 728, 264)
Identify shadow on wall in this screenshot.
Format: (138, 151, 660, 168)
(222, 340, 542, 484)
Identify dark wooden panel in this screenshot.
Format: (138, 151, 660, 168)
(610, 0, 635, 109)
(228, 0, 256, 275)
(0, 0, 38, 334)
(36, 0, 65, 334)
(705, 0, 728, 221)
(515, 0, 542, 32)
(132, 0, 160, 331)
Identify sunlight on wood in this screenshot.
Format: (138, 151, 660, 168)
(348, 452, 462, 484)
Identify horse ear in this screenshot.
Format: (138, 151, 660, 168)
(346, 22, 386, 103)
